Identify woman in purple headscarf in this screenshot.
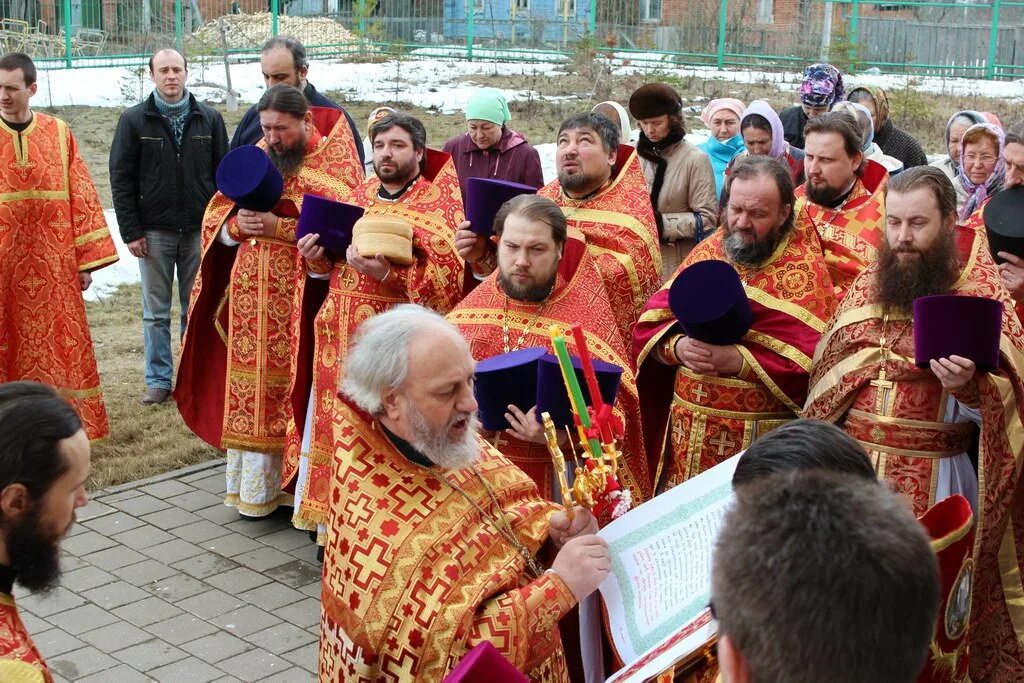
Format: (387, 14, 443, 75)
(778, 63, 845, 150)
(956, 122, 1005, 222)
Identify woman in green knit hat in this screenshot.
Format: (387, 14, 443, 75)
(442, 88, 544, 203)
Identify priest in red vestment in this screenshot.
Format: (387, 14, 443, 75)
(175, 84, 363, 519)
(320, 305, 610, 682)
(0, 53, 118, 441)
(448, 193, 651, 503)
(535, 112, 661, 343)
(286, 113, 465, 541)
(795, 110, 888, 297)
(804, 167, 1024, 680)
(633, 157, 836, 490)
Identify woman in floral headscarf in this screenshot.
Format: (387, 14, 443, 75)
(955, 122, 1005, 221)
(779, 63, 845, 149)
(847, 86, 927, 169)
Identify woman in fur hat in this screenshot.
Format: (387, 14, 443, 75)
(628, 83, 719, 278)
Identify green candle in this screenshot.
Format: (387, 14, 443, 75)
(550, 327, 602, 458)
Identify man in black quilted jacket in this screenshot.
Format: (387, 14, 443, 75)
(109, 48, 228, 406)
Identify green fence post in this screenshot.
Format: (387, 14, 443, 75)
(466, 0, 474, 60)
(987, 0, 1002, 79)
(174, 0, 182, 52)
(271, 0, 279, 36)
(62, 0, 72, 67)
(716, 0, 727, 69)
(589, 0, 597, 35)
(357, 0, 366, 35)
(850, 0, 860, 63)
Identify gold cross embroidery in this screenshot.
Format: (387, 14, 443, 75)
(671, 418, 686, 446)
(691, 383, 709, 402)
(709, 431, 736, 456)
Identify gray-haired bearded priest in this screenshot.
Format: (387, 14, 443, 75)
(317, 304, 609, 682)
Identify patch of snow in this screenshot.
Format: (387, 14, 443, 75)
(33, 54, 1024, 114)
(85, 210, 139, 301)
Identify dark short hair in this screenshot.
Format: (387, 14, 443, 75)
(256, 84, 309, 119)
(0, 52, 36, 86)
(713, 470, 940, 683)
(557, 112, 620, 154)
(732, 419, 876, 487)
(262, 36, 308, 71)
(370, 112, 427, 151)
(493, 194, 568, 248)
(724, 155, 796, 234)
(148, 48, 188, 74)
(0, 382, 82, 510)
(886, 165, 958, 220)
(804, 111, 864, 160)
(740, 113, 771, 136)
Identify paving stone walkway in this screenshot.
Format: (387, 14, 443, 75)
(18, 460, 321, 682)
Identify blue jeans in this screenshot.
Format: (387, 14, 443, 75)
(139, 230, 201, 390)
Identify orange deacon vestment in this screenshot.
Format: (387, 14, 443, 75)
(175, 109, 362, 472)
(319, 404, 577, 682)
(0, 113, 118, 441)
(539, 144, 661, 343)
(447, 236, 652, 503)
(285, 149, 465, 536)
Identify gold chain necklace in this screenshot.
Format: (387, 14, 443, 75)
(438, 465, 545, 579)
(878, 312, 912, 364)
(502, 294, 549, 354)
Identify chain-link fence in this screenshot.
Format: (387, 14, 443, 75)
(1, 0, 1022, 78)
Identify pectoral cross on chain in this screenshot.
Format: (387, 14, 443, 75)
(869, 366, 895, 415)
(870, 320, 897, 416)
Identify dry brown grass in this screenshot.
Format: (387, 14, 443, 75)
(85, 282, 215, 491)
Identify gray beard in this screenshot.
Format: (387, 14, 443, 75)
(559, 170, 603, 195)
(724, 229, 783, 267)
(407, 405, 481, 471)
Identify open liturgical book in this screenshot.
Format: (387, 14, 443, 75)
(598, 456, 739, 683)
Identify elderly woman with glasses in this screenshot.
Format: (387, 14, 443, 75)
(956, 122, 1005, 221)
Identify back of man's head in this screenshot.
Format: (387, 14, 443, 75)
(732, 418, 876, 488)
(712, 470, 939, 683)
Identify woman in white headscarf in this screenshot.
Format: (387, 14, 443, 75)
(832, 101, 903, 174)
(592, 100, 634, 144)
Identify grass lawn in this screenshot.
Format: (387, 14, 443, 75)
(85, 282, 214, 491)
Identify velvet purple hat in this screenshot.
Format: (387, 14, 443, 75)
(536, 353, 622, 430)
(442, 641, 528, 683)
(474, 347, 547, 431)
(670, 259, 752, 345)
(914, 295, 1003, 372)
(465, 177, 538, 236)
(983, 185, 1024, 264)
(296, 194, 365, 256)
(215, 145, 284, 212)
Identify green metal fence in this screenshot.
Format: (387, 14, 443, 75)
(0, 0, 1021, 78)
